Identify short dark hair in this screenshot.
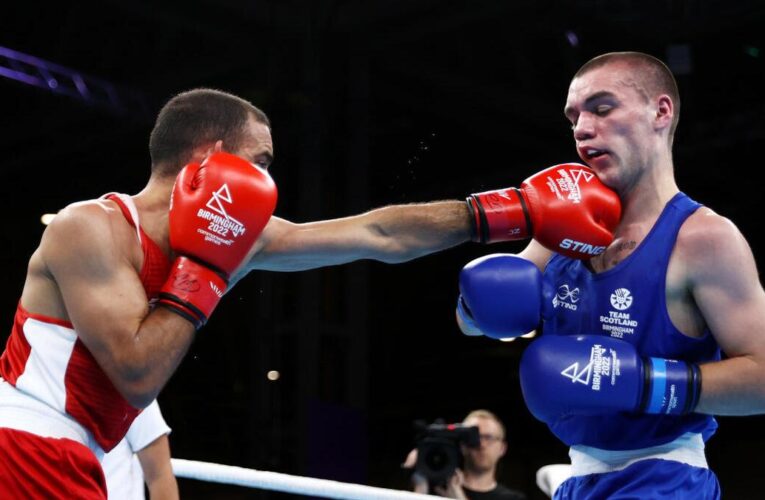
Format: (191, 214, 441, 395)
(149, 88, 270, 177)
(574, 51, 681, 142)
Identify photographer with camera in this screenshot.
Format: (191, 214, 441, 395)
(403, 410, 526, 500)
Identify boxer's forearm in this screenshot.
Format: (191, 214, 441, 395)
(360, 200, 471, 263)
(695, 356, 765, 415)
(245, 201, 471, 272)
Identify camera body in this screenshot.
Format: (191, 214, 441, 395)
(414, 421, 480, 488)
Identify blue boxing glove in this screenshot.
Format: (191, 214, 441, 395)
(456, 254, 554, 339)
(519, 335, 702, 423)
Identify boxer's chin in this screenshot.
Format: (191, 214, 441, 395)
(586, 157, 620, 188)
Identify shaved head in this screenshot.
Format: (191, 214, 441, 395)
(574, 52, 680, 141)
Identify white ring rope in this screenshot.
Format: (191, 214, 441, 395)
(172, 458, 442, 500)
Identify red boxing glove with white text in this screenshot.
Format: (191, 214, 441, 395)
(159, 152, 277, 329)
(466, 163, 620, 259)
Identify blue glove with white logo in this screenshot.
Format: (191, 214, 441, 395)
(519, 334, 702, 423)
(456, 254, 554, 339)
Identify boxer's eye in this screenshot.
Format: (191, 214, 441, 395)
(595, 105, 612, 116)
(253, 154, 273, 170)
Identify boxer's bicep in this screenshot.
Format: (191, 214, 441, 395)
(689, 218, 765, 356)
(43, 205, 149, 379)
(244, 215, 378, 272)
(685, 216, 765, 412)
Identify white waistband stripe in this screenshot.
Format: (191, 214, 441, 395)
(569, 432, 708, 476)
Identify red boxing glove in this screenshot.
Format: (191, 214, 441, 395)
(466, 163, 621, 259)
(159, 152, 278, 329)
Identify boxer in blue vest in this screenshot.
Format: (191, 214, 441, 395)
(457, 52, 765, 499)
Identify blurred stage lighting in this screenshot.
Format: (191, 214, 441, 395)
(565, 30, 579, 48)
(41, 213, 57, 225)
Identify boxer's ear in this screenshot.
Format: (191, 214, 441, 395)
(654, 94, 673, 132)
(188, 142, 219, 163)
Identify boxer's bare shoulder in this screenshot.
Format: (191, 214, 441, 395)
(673, 206, 750, 287)
(20, 198, 143, 321)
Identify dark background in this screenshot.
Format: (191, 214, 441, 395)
(2, 1, 764, 498)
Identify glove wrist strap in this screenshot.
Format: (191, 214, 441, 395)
(641, 358, 701, 415)
(467, 188, 531, 243)
(158, 256, 228, 330)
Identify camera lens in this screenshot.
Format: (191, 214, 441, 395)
(416, 439, 460, 484)
(425, 448, 449, 471)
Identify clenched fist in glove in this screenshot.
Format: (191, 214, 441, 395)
(159, 152, 277, 329)
(467, 164, 621, 259)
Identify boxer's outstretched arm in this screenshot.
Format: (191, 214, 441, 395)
(242, 201, 471, 272)
(41, 203, 195, 409)
(684, 213, 765, 415)
(239, 162, 618, 275)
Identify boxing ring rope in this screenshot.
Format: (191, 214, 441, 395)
(172, 458, 443, 500)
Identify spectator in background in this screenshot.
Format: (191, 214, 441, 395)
(404, 409, 526, 500)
